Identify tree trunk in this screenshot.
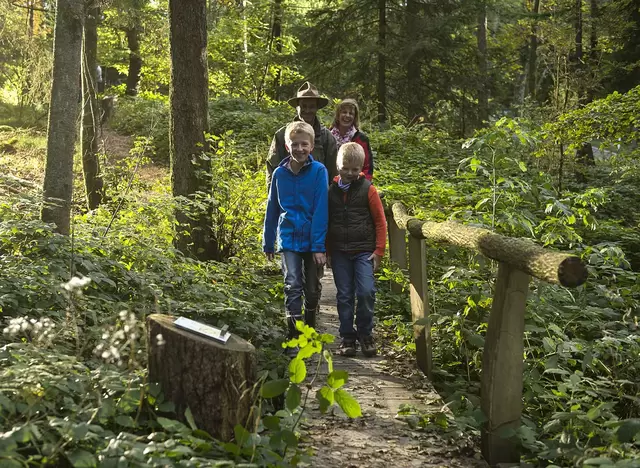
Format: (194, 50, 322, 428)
(377, 0, 387, 123)
(526, 0, 541, 100)
(147, 314, 257, 441)
(573, 0, 595, 177)
(477, 1, 489, 125)
(271, 0, 283, 100)
(169, 0, 215, 260)
(81, 5, 103, 210)
(41, 0, 84, 235)
(587, 0, 598, 102)
(125, 27, 142, 96)
(406, 0, 423, 123)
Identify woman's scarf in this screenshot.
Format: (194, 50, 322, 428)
(331, 125, 357, 149)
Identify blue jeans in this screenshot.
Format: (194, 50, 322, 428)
(281, 251, 323, 335)
(331, 251, 375, 340)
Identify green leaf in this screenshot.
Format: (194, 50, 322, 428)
(70, 423, 89, 441)
(261, 379, 289, 398)
(327, 370, 348, 389)
(157, 417, 189, 433)
(234, 424, 250, 447)
(316, 386, 334, 413)
(518, 160, 527, 172)
(335, 389, 361, 418)
(67, 449, 97, 468)
(583, 458, 613, 466)
(281, 429, 298, 448)
(288, 358, 307, 384)
(617, 419, 640, 443)
(465, 332, 485, 347)
(298, 341, 321, 359)
(286, 384, 301, 411)
(223, 442, 240, 456)
(115, 415, 136, 428)
(323, 350, 334, 374)
(157, 401, 175, 412)
(586, 406, 601, 420)
(262, 415, 280, 431)
(184, 407, 197, 430)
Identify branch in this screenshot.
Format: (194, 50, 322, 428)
(10, 1, 50, 12)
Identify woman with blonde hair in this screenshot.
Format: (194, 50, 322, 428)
(330, 99, 374, 181)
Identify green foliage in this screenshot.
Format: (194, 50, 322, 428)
(373, 104, 640, 466)
(110, 96, 290, 166)
(217, 322, 361, 466)
(0, 344, 239, 467)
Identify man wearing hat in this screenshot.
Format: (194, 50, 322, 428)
(266, 82, 338, 188)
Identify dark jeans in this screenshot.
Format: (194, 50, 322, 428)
(331, 251, 375, 340)
(281, 251, 323, 336)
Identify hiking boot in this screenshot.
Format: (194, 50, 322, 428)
(304, 307, 317, 329)
(359, 335, 377, 357)
(337, 338, 357, 357)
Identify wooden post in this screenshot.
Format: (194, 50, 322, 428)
(388, 216, 407, 294)
(481, 262, 530, 466)
(408, 235, 432, 377)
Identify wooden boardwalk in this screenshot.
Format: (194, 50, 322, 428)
(300, 270, 488, 467)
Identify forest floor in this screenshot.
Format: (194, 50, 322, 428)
(300, 270, 488, 468)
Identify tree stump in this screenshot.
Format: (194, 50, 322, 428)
(147, 314, 257, 441)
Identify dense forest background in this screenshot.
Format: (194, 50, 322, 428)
(0, 0, 639, 466)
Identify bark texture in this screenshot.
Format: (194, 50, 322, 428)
(391, 202, 587, 287)
(477, 1, 489, 125)
(41, 0, 84, 234)
(377, 0, 387, 123)
(169, 0, 214, 259)
(147, 314, 257, 441)
(125, 27, 142, 96)
(81, 5, 103, 210)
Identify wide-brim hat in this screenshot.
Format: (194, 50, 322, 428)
(287, 81, 329, 109)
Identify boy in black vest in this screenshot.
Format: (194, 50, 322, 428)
(327, 143, 387, 357)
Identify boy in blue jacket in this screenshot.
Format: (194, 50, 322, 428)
(263, 121, 329, 350)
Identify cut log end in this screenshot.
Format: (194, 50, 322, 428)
(147, 314, 257, 441)
(557, 256, 588, 288)
(149, 313, 255, 353)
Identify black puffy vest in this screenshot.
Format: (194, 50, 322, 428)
(328, 178, 376, 252)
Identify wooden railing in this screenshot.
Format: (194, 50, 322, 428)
(386, 202, 588, 467)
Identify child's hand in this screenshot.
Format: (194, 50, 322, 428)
(265, 252, 275, 261)
(368, 253, 382, 272)
(313, 252, 326, 267)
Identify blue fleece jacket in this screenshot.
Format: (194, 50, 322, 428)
(263, 156, 329, 253)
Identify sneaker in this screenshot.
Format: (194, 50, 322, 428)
(337, 338, 357, 357)
(359, 335, 377, 357)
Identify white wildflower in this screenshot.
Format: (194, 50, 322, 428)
(62, 275, 92, 292)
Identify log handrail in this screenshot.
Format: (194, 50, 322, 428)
(385, 200, 588, 467)
(390, 201, 587, 288)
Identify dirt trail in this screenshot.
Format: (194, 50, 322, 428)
(101, 127, 168, 183)
(300, 270, 488, 467)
